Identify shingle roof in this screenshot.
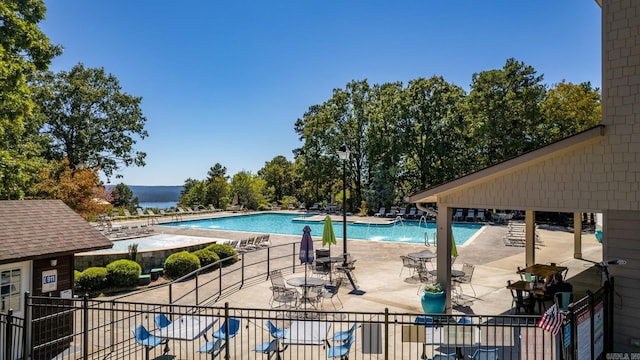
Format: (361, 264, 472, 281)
(0, 200, 112, 264)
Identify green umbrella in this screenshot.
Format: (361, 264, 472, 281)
(451, 231, 459, 258)
(434, 228, 459, 258)
(322, 216, 337, 247)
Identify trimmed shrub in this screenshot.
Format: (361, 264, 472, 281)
(191, 248, 220, 268)
(76, 267, 109, 292)
(106, 259, 142, 288)
(206, 243, 238, 266)
(74, 270, 82, 282)
(164, 251, 201, 279)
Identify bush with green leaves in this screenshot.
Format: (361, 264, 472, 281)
(76, 267, 109, 292)
(205, 243, 238, 266)
(106, 259, 142, 288)
(164, 251, 201, 279)
(191, 248, 220, 268)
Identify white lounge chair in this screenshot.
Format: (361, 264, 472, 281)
(453, 209, 463, 221)
(466, 209, 476, 222)
(374, 207, 386, 217)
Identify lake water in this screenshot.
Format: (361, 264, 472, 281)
(138, 201, 178, 209)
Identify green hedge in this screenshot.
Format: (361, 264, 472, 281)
(76, 267, 108, 292)
(192, 248, 220, 268)
(164, 251, 201, 279)
(206, 243, 238, 266)
(106, 259, 142, 288)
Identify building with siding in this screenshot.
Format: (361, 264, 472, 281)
(408, 0, 639, 352)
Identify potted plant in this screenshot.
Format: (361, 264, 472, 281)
(420, 282, 446, 314)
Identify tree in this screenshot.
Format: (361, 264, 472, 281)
(205, 163, 230, 208)
(0, 0, 61, 199)
(34, 159, 111, 219)
(466, 58, 546, 168)
(539, 81, 601, 142)
(400, 77, 469, 193)
(110, 183, 138, 208)
(230, 171, 267, 210)
(32, 63, 148, 180)
(258, 156, 294, 203)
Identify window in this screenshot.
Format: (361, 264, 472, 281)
(1, 269, 21, 312)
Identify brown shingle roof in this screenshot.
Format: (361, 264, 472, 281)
(0, 200, 112, 264)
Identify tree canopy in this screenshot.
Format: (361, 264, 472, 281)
(32, 63, 148, 180)
(0, 0, 61, 199)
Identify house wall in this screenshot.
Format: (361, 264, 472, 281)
(31, 255, 74, 354)
(605, 210, 640, 351)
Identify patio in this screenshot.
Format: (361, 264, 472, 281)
(119, 217, 604, 317)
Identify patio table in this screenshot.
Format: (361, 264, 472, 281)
(286, 277, 325, 307)
(506, 280, 546, 313)
(517, 264, 567, 279)
(282, 320, 331, 346)
(156, 314, 217, 340)
(428, 269, 465, 278)
(316, 256, 344, 281)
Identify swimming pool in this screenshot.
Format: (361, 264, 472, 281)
(159, 213, 483, 245)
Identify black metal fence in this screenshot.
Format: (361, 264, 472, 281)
(0, 239, 615, 359)
(563, 279, 613, 360)
(7, 296, 572, 360)
(0, 310, 25, 360)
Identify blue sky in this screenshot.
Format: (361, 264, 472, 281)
(40, 1, 602, 186)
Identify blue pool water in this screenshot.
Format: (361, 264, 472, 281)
(159, 213, 483, 245)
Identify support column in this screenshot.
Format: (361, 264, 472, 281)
(574, 212, 583, 258)
(436, 206, 453, 314)
(525, 210, 535, 266)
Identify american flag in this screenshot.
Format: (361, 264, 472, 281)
(537, 304, 565, 336)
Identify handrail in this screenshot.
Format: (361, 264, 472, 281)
(110, 239, 325, 306)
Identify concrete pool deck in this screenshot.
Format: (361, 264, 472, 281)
(108, 211, 604, 316)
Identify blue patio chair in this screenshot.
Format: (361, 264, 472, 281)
(555, 291, 574, 312)
(467, 348, 499, 360)
(154, 313, 172, 329)
(254, 340, 278, 356)
(432, 353, 457, 360)
(331, 322, 359, 342)
(199, 318, 241, 355)
(414, 316, 435, 326)
(327, 333, 356, 359)
(212, 318, 241, 339)
(265, 320, 287, 339)
(132, 325, 167, 360)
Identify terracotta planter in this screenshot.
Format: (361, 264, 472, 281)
(420, 290, 446, 314)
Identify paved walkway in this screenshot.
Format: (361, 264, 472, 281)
(111, 211, 604, 316)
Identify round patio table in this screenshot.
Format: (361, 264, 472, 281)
(408, 251, 436, 260)
(428, 269, 465, 278)
(286, 277, 325, 288)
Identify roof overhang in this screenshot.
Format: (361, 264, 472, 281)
(407, 125, 605, 204)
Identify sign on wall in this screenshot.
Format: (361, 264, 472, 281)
(42, 269, 58, 293)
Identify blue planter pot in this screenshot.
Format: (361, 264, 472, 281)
(421, 291, 446, 314)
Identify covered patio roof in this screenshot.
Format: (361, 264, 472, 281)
(407, 125, 605, 205)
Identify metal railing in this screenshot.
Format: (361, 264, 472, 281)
(3, 282, 615, 359)
(14, 296, 567, 359)
(1, 239, 615, 359)
(0, 310, 24, 360)
(110, 238, 311, 307)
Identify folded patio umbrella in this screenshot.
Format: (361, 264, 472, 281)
(322, 216, 337, 248)
(299, 225, 314, 265)
(451, 231, 459, 258)
(299, 225, 314, 310)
